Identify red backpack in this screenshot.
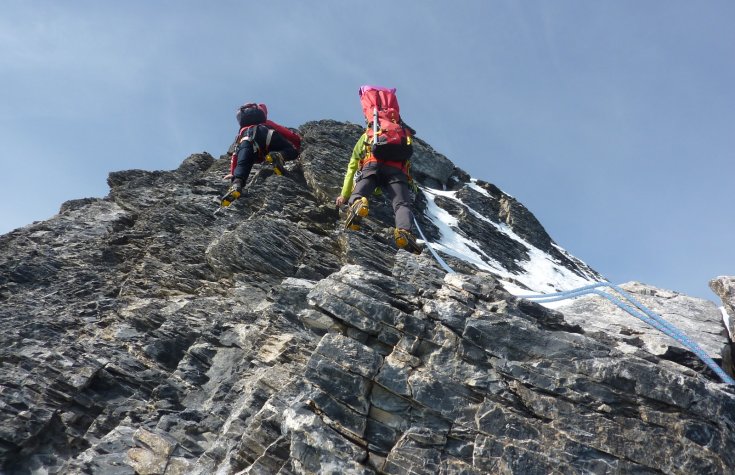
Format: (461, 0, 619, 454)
(358, 85, 414, 162)
(264, 120, 301, 152)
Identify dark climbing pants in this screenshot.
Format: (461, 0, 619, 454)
(233, 125, 298, 184)
(349, 163, 413, 231)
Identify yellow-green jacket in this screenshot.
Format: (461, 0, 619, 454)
(339, 132, 369, 200)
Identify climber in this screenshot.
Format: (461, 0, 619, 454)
(220, 103, 302, 207)
(335, 86, 422, 254)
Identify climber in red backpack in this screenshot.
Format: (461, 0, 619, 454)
(220, 103, 302, 207)
(336, 85, 422, 254)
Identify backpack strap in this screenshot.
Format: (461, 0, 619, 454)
(238, 125, 257, 142)
(238, 125, 262, 156)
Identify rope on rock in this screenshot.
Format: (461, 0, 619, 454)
(412, 215, 454, 274)
(520, 283, 735, 385)
(412, 206, 733, 385)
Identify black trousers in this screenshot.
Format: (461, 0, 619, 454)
(234, 125, 298, 183)
(349, 163, 413, 231)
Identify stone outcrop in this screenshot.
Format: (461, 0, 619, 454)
(710, 276, 735, 340)
(0, 120, 733, 474)
(555, 281, 733, 375)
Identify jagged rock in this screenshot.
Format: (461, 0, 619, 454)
(552, 281, 734, 378)
(710, 276, 735, 339)
(127, 428, 179, 475)
(1, 120, 733, 474)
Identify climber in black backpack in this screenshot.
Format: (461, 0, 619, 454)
(220, 103, 302, 207)
(335, 86, 422, 254)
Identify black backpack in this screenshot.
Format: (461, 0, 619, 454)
(236, 103, 267, 128)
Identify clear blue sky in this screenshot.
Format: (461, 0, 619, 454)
(1, 1, 733, 301)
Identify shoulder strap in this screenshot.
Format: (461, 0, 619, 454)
(238, 125, 258, 142)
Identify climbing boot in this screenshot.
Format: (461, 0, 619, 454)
(394, 228, 422, 254)
(344, 197, 369, 231)
(265, 152, 286, 175)
(220, 179, 243, 207)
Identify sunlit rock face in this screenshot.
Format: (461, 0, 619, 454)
(1, 120, 733, 474)
(711, 276, 735, 339)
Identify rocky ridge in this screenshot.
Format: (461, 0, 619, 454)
(0, 120, 733, 474)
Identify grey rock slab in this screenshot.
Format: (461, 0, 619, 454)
(551, 281, 731, 366)
(314, 333, 384, 379)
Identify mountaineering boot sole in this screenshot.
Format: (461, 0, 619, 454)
(394, 228, 423, 255)
(220, 184, 243, 208)
(266, 152, 285, 176)
(344, 197, 369, 231)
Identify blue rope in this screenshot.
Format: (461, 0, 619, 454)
(524, 282, 720, 359)
(521, 285, 735, 385)
(414, 189, 732, 385)
(524, 283, 711, 353)
(412, 215, 454, 274)
(519, 282, 613, 300)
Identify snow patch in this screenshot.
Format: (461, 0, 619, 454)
(422, 185, 598, 296)
(720, 306, 733, 340)
(467, 179, 494, 198)
(422, 190, 507, 274)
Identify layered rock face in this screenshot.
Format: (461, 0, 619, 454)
(1, 120, 733, 474)
(556, 282, 732, 369)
